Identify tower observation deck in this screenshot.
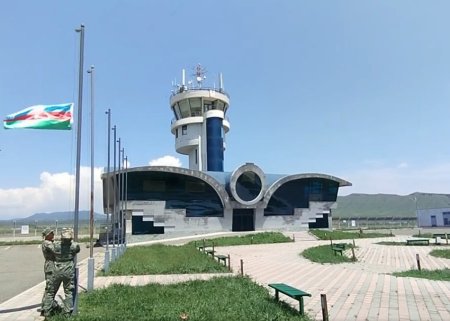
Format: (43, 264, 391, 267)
(170, 65, 230, 172)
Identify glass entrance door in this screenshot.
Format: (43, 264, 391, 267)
(232, 209, 255, 231)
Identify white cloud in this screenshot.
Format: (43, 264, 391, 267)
(149, 155, 182, 167)
(337, 162, 450, 196)
(0, 166, 104, 219)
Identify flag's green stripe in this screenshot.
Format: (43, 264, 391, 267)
(4, 119, 71, 130)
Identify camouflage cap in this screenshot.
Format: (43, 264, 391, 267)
(42, 227, 54, 237)
(61, 228, 74, 239)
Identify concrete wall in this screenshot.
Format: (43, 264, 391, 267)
(256, 201, 336, 231)
(123, 200, 337, 236)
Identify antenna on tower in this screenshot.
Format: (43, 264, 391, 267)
(193, 64, 207, 88)
(219, 73, 224, 92)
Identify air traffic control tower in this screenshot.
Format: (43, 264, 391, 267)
(169, 65, 230, 172)
(102, 64, 351, 238)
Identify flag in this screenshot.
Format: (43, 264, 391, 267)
(3, 103, 74, 130)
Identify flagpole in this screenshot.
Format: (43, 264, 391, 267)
(120, 147, 125, 246)
(74, 25, 85, 242)
(73, 23, 85, 316)
(111, 125, 117, 261)
(124, 155, 128, 245)
(88, 65, 95, 258)
(104, 108, 111, 272)
(87, 65, 95, 292)
(117, 138, 121, 247)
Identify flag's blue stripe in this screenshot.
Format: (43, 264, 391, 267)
(43, 104, 72, 113)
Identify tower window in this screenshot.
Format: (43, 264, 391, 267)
(204, 102, 212, 111)
(182, 125, 187, 135)
(176, 128, 178, 138)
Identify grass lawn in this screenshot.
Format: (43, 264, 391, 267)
(392, 269, 450, 281)
(310, 229, 391, 240)
(376, 241, 407, 246)
(430, 249, 450, 259)
(301, 244, 355, 264)
(191, 231, 292, 247)
(102, 244, 229, 276)
(50, 277, 313, 321)
(412, 233, 433, 238)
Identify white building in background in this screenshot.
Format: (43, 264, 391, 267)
(417, 208, 450, 227)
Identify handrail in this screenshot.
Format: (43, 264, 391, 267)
(171, 86, 229, 98)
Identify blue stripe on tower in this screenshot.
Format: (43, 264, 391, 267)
(206, 117, 224, 171)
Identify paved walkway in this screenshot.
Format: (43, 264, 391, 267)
(0, 232, 449, 321)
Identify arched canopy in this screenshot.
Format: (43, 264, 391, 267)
(110, 166, 231, 217)
(262, 173, 351, 216)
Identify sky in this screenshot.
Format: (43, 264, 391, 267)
(1, 1, 450, 219)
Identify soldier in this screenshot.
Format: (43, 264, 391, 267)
(40, 227, 58, 317)
(48, 228, 80, 316)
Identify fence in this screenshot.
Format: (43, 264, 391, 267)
(332, 216, 417, 229)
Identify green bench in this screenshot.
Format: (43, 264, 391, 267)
(406, 238, 429, 246)
(195, 240, 215, 253)
(432, 233, 449, 245)
(215, 254, 228, 265)
(433, 233, 447, 238)
(268, 283, 311, 315)
(332, 243, 346, 256)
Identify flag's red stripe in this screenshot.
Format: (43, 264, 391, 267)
(5, 111, 72, 121)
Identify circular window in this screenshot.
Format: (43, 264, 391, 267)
(236, 171, 262, 202)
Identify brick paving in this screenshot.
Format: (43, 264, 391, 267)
(0, 231, 449, 321)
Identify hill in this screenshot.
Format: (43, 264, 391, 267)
(3, 193, 450, 222)
(335, 192, 450, 218)
(1, 211, 106, 223)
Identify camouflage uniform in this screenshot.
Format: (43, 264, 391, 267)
(48, 228, 80, 316)
(41, 228, 57, 316)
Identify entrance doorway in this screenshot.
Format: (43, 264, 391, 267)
(431, 215, 437, 227)
(232, 209, 255, 231)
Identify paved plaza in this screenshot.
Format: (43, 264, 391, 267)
(0, 231, 449, 321)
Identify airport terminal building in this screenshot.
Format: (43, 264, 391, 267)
(102, 66, 351, 236)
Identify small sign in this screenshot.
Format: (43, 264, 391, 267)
(21, 225, 29, 235)
(351, 220, 356, 227)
